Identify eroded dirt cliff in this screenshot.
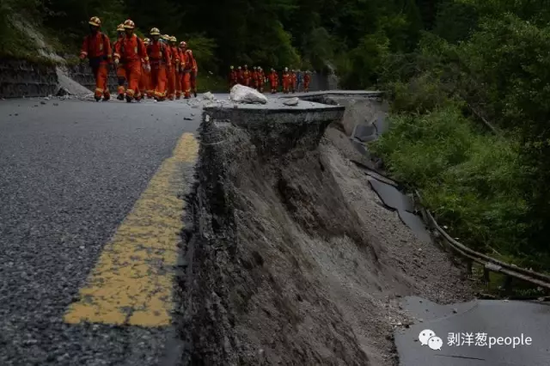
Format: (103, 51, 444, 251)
(176, 105, 474, 365)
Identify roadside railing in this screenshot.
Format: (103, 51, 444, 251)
(413, 188, 550, 291)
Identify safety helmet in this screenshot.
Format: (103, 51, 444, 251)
(162, 34, 170, 41)
(116, 23, 125, 32)
(150, 27, 160, 36)
(179, 41, 187, 48)
(284, 67, 288, 71)
(230, 65, 234, 69)
(238, 66, 241, 69)
(244, 64, 248, 68)
(170, 36, 177, 42)
(143, 38, 150, 45)
(89, 16, 101, 27)
(123, 19, 135, 29)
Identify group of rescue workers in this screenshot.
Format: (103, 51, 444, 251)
(80, 16, 198, 102)
(228, 65, 312, 93)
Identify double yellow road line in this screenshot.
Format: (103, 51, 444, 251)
(64, 133, 198, 327)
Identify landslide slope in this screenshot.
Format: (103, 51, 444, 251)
(177, 107, 473, 366)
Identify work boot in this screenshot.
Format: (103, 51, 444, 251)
(194, 91, 197, 97)
(117, 94, 124, 101)
(94, 95, 101, 102)
(126, 95, 133, 103)
(103, 93, 110, 101)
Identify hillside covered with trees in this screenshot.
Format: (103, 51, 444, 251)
(2, 0, 550, 270)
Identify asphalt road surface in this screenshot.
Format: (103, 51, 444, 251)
(0, 97, 202, 365)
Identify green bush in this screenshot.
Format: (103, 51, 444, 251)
(371, 103, 527, 255)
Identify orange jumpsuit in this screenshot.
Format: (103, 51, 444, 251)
(139, 52, 151, 98)
(237, 69, 244, 84)
(243, 68, 251, 87)
(176, 48, 184, 99)
(251, 70, 258, 89)
(290, 72, 297, 93)
(282, 72, 291, 93)
(190, 55, 198, 96)
(112, 37, 126, 97)
(114, 34, 148, 100)
(80, 32, 112, 100)
(258, 70, 265, 92)
(147, 41, 171, 100)
(304, 73, 311, 92)
(167, 45, 179, 100)
(268, 71, 278, 93)
(181, 49, 195, 98)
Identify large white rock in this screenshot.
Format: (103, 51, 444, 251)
(229, 84, 267, 104)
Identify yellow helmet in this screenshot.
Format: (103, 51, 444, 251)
(150, 27, 160, 36)
(123, 19, 135, 29)
(162, 34, 170, 41)
(170, 36, 177, 42)
(88, 16, 101, 27)
(116, 23, 124, 32)
(143, 38, 150, 45)
(230, 65, 234, 69)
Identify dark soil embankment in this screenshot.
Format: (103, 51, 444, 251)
(177, 102, 473, 365)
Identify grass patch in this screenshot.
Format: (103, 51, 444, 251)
(371, 103, 528, 261)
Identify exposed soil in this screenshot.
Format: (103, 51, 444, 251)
(177, 113, 474, 365)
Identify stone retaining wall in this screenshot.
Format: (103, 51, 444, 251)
(0, 59, 58, 98)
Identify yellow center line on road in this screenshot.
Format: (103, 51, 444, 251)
(63, 132, 198, 327)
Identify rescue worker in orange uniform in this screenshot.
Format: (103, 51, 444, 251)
(180, 41, 195, 99)
(304, 70, 311, 92)
(163, 35, 179, 100)
(257, 67, 265, 92)
(290, 69, 297, 93)
(139, 38, 152, 98)
(114, 19, 150, 103)
(147, 28, 171, 101)
(169, 37, 183, 99)
(79, 16, 112, 102)
(282, 67, 291, 93)
(268, 68, 279, 93)
(243, 64, 251, 87)
(237, 66, 244, 84)
(112, 23, 127, 100)
(190, 50, 198, 97)
(229, 65, 238, 89)
(251, 67, 258, 89)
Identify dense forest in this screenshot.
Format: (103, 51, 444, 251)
(2, 0, 550, 270)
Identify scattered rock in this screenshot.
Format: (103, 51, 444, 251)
(202, 92, 216, 101)
(53, 103, 58, 107)
(40, 101, 46, 105)
(191, 113, 195, 116)
(229, 84, 267, 104)
(44, 97, 50, 101)
(283, 97, 299, 106)
(184, 117, 193, 121)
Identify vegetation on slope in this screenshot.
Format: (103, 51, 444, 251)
(373, 0, 550, 270)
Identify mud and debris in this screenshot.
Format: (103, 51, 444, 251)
(176, 99, 474, 365)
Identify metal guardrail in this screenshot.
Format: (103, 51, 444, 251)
(413, 189, 550, 291)
(350, 159, 550, 291)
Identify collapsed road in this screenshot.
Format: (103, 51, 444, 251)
(2, 86, 536, 366)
